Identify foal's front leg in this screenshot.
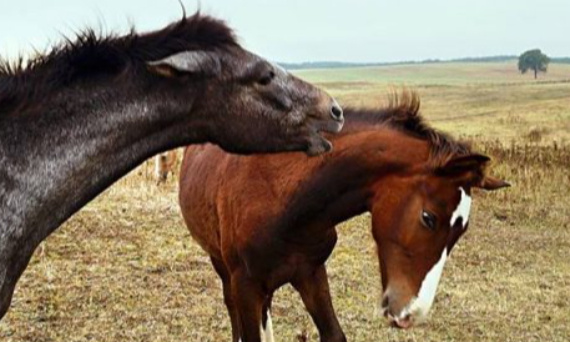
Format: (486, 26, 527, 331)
(292, 265, 346, 342)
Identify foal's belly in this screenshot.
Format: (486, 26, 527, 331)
(182, 210, 224, 260)
(189, 228, 223, 259)
(240, 234, 338, 291)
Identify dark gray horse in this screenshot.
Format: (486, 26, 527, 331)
(0, 13, 344, 319)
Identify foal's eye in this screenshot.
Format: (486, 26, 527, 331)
(421, 211, 437, 230)
(258, 70, 275, 86)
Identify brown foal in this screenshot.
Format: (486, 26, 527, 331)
(179, 92, 509, 342)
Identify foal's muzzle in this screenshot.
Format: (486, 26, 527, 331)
(381, 295, 413, 329)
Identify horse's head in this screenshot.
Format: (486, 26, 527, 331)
(145, 15, 343, 156)
(371, 153, 509, 329)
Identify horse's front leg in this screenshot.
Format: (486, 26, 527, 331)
(292, 265, 346, 342)
(231, 270, 268, 342)
(0, 241, 37, 320)
(0, 273, 16, 320)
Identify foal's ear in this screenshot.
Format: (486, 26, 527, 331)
(147, 51, 221, 77)
(478, 176, 511, 191)
(439, 154, 511, 191)
(438, 154, 490, 176)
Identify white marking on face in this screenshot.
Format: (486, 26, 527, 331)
(450, 187, 472, 229)
(260, 310, 275, 342)
(383, 188, 472, 326)
(399, 247, 448, 323)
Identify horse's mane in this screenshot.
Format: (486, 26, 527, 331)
(339, 91, 472, 167)
(0, 12, 237, 117)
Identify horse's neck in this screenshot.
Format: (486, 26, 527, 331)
(0, 80, 200, 260)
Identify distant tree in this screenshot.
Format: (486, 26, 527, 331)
(518, 49, 550, 79)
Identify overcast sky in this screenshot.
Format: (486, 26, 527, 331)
(1, 0, 568, 63)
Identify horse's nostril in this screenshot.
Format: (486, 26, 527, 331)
(330, 103, 343, 121)
(381, 296, 390, 309)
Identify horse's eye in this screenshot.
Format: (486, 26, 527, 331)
(421, 211, 437, 230)
(258, 70, 275, 86)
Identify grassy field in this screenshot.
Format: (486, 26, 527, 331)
(1, 62, 569, 341)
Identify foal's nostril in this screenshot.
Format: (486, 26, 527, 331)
(330, 103, 343, 121)
(381, 296, 390, 309)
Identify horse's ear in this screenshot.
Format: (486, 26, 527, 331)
(477, 176, 511, 191)
(147, 51, 221, 77)
(438, 153, 490, 177)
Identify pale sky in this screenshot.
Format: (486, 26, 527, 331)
(1, 0, 568, 63)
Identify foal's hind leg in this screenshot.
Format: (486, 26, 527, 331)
(211, 257, 241, 342)
(292, 265, 346, 342)
(261, 294, 275, 342)
(231, 270, 267, 342)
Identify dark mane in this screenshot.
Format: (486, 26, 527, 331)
(0, 12, 237, 116)
(339, 91, 472, 167)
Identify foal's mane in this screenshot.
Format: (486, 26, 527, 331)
(340, 91, 472, 167)
(0, 12, 237, 116)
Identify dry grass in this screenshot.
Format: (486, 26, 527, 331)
(1, 62, 569, 341)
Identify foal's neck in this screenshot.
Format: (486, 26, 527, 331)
(277, 129, 428, 238)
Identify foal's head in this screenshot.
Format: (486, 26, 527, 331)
(144, 14, 343, 155)
(371, 153, 509, 328)
(347, 94, 510, 328)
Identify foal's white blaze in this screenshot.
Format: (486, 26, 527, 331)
(398, 187, 472, 322)
(400, 248, 448, 322)
(260, 311, 275, 342)
(450, 187, 472, 229)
